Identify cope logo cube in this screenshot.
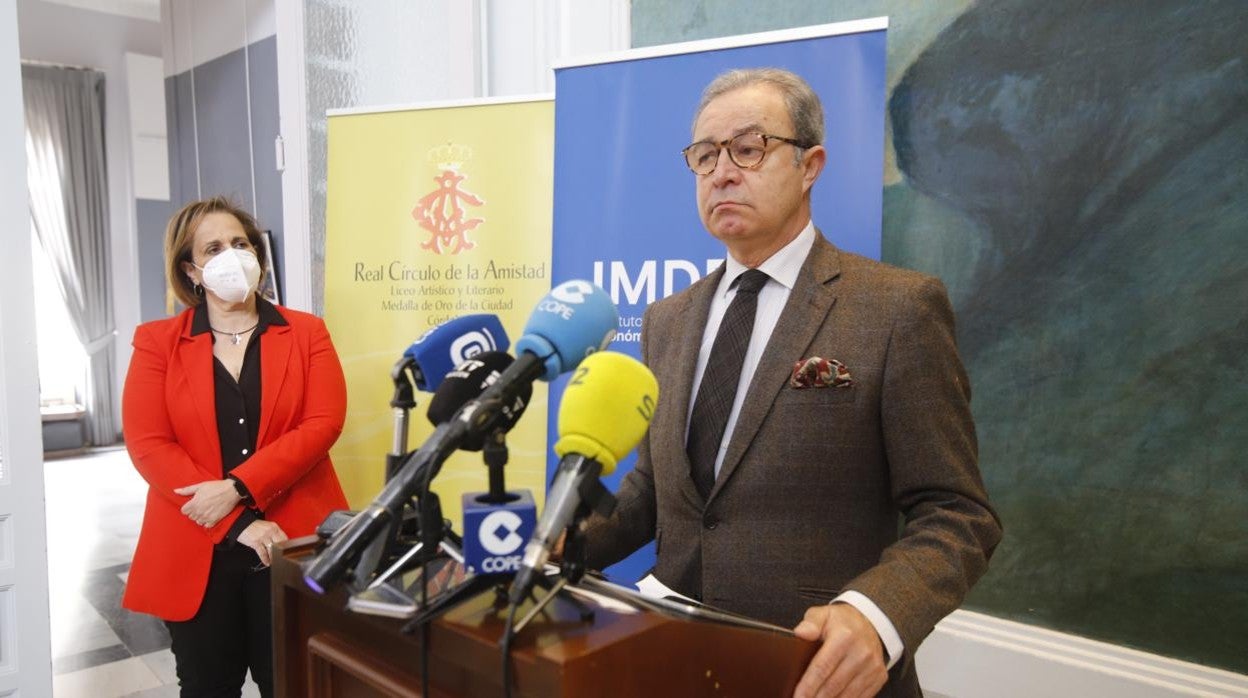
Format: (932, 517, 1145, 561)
(461, 490, 536, 575)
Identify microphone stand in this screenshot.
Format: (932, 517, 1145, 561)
(482, 430, 515, 505)
(509, 480, 613, 635)
(401, 429, 519, 631)
(499, 491, 612, 698)
(314, 357, 419, 545)
(345, 360, 465, 616)
(406, 429, 520, 698)
(386, 358, 418, 481)
(351, 359, 421, 589)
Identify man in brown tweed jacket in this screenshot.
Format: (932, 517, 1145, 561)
(581, 68, 1002, 698)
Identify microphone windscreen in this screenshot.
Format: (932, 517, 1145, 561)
(403, 314, 509, 391)
(554, 351, 658, 475)
(514, 280, 618, 381)
(426, 351, 532, 451)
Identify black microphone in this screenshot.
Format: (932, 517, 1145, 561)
(426, 352, 531, 451)
(304, 359, 524, 594)
(302, 416, 471, 594)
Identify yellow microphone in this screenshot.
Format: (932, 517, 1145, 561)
(554, 350, 659, 474)
(510, 351, 658, 602)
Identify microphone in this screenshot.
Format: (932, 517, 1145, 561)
(428, 355, 539, 576)
(428, 351, 537, 574)
(509, 350, 658, 604)
(386, 314, 508, 476)
(514, 280, 618, 380)
(403, 314, 509, 392)
(425, 352, 531, 451)
(322, 317, 512, 540)
(303, 281, 616, 594)
(431, 279, 618, 453)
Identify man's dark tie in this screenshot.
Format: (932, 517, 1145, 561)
(687, 268, 770, 499)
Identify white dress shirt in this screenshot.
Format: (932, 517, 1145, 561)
(683, 220, 904, 668)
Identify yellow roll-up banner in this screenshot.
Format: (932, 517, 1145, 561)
(325, 97, 554, 523)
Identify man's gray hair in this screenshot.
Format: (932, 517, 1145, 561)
(693, 68, 825, 147)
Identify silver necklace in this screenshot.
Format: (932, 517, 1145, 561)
(210, 322, 258, 345)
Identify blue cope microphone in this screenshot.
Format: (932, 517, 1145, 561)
(302, 280, 617, 594)
(403, 314, 509, 391)
(512, 280, 618, 381)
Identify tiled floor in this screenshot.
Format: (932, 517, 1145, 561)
(45, 448, 260, 698)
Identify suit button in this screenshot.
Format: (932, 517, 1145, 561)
(703, 517, 718, 530)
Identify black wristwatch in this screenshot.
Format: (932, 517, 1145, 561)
(228, 475, 254, 505)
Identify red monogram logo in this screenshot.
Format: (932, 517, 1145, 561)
(412, 144, 485, 255)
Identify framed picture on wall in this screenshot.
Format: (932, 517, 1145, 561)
(259, 230, 281, 305)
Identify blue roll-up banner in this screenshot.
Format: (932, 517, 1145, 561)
(551, 19, 889, 583)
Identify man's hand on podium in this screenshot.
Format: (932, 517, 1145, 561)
(792, 603, 887, 698)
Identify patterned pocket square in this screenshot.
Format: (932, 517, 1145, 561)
(789, 357, 853, 389)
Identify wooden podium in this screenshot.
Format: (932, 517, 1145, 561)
(274, 538, 816, 697)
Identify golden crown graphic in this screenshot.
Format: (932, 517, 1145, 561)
(428, 142, 472, 170)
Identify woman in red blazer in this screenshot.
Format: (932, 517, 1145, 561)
(122, 197, 348, 697)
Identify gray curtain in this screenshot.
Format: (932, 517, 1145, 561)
(22, 64, 117, 445)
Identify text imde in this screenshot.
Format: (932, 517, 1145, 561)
(593, 259, 724, 306)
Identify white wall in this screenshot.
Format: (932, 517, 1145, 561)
(917, 610, 1248, 697)
(39, 0, 157, 22)
(0, 0, 54, 692)
(484, 0, 630, 96)
(16, 0, 162, 434)
(125, 51, 167, 200)
(163, 0, 275, 76)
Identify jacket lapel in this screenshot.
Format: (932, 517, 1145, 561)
(659, 265, 725, 508)
(709, 235, 841, 502)
(176, 318, 220, 468)
(257, 320, 293, 446)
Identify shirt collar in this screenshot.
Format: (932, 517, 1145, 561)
(720, 219, 817, 296)
(190, 295, 288, 336)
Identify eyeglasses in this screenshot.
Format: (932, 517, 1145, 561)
(681, 132, 812, 175)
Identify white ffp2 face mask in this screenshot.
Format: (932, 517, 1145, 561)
(194, 248, 262, 303)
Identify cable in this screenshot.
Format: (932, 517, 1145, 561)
(420, 553, 430, 698)
(500, 600, 519, 698)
